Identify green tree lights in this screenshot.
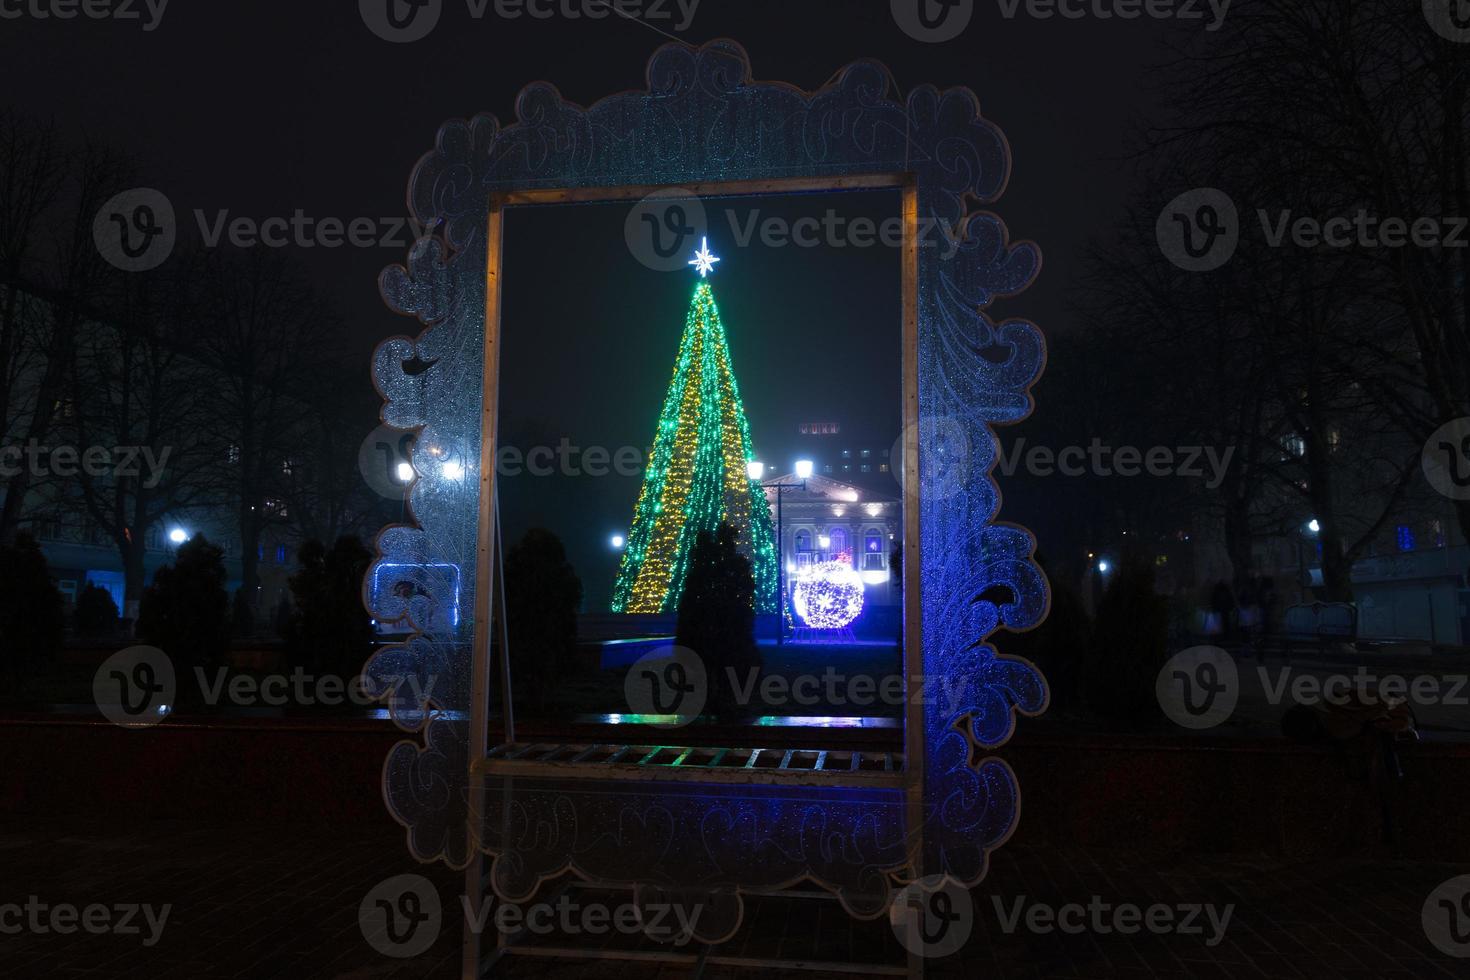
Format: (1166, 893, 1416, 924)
(612, 277, 777, 614)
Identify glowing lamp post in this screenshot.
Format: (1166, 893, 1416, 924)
(757, 459, 814, 646)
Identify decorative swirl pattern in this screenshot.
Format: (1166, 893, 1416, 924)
(366, 38, 1049, 933)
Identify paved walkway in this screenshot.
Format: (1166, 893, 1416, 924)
(1, 820, 1465, 978)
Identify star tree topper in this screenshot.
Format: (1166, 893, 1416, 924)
(687, 236, 720, 277)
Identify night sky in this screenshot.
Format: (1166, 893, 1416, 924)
(0, 1, 1176, 597)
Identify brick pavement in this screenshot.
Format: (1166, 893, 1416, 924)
(1, 820, 1466, 978)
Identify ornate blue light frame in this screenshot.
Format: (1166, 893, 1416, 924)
(364, 38, 1049, 945)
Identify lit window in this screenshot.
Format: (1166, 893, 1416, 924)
(795, 530, 812, 552)
(829, 527, 848, 555)
(1396, 525, 1416, 552)
(866, 531, 882, 553)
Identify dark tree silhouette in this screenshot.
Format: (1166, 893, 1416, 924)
(74, 582, 119, 638)
(137, 533, 229, 668)
(676, 522, 759, 720)
(287, 536, 374, 679)
(504, 528, 582, 715)
(0, 531, 64, 681)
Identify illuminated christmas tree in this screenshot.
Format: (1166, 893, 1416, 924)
(612, 239, 778, 614)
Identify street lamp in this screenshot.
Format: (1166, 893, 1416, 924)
(1298, 518, 1320, 597)
(759, 459, 814, 646)
(168, 527, 188, 545)
(610, 533, 625, 550)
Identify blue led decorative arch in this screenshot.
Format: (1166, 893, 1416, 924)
(363, 38, 1050, 940)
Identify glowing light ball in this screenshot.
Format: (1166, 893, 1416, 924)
(792, 560, 865, 629)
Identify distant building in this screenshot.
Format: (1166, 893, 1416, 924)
(760, 473, 901, 613)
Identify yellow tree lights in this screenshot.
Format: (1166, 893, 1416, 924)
(611, 241, 777, 613)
